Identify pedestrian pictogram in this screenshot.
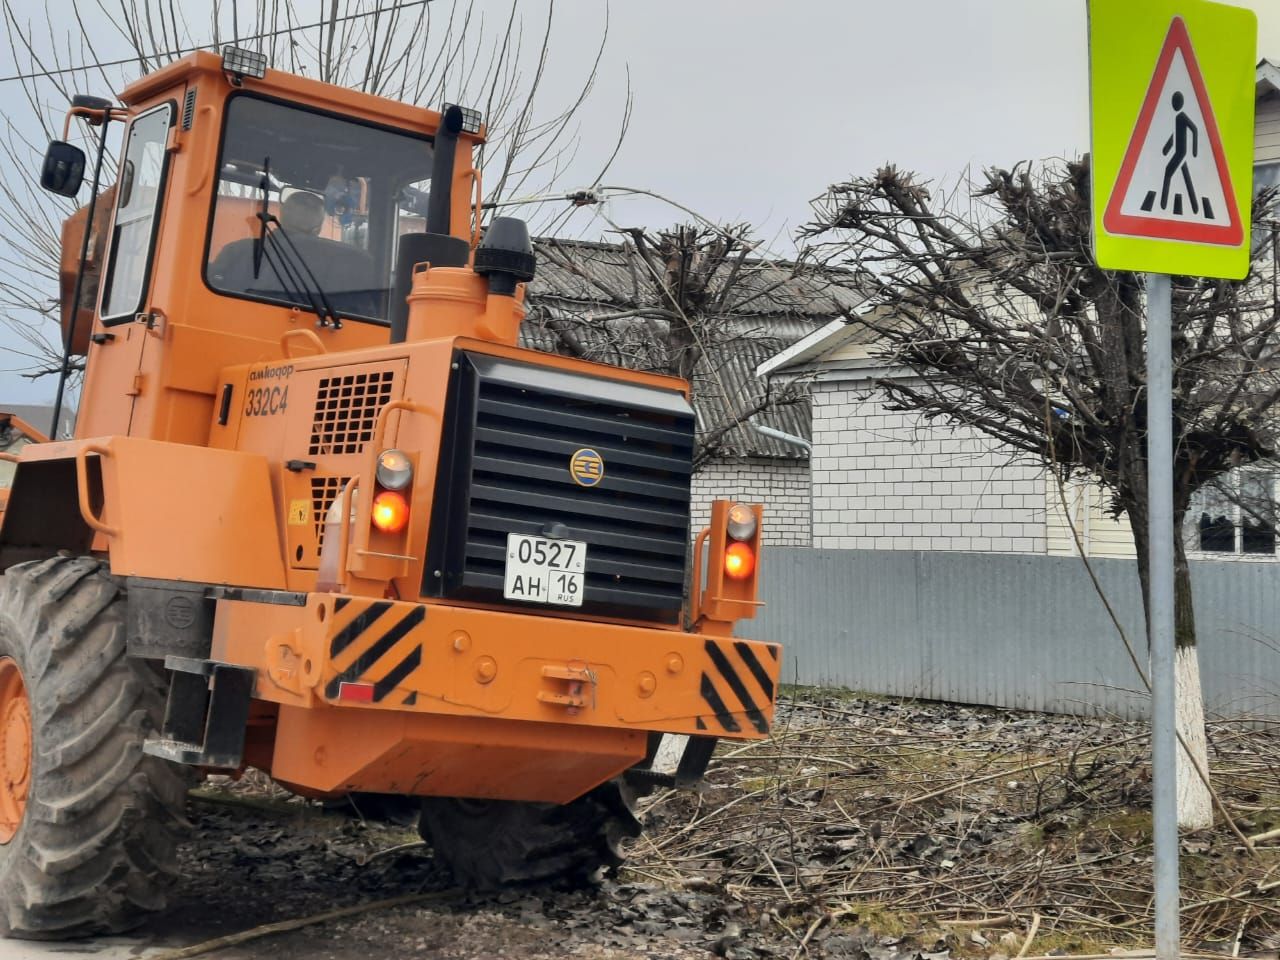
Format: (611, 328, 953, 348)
(1101, 17, 1241, 247)
(1088, 0, 1255, 279)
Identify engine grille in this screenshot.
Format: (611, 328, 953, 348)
(309, 370, 395, 456)
(425, 352, 695, 624)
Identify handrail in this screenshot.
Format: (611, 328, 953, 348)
(336, 475, 360, 584)
(372, 400, 435, 451)
(74, 443, 117, 536)
(468, 167, 483, 250)
(281, 328, 326, 357)
(690, 526, 711, 620)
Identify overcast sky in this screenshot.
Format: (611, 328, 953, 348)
(559, 0, 1280, 245)
(1, 0, 1277, 407)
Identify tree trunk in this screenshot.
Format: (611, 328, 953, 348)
(1172, 521, 1212, 829)
(1128, 500, 1213, 830)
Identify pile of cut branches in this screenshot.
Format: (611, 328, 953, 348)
(628, 692, 1280, 957)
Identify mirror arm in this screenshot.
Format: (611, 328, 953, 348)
(60, 105, 126, 141)
(49, 114, 114, 441)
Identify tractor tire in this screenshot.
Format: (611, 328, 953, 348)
(417, 778, 642, 890)
(0, 556, 189, 940)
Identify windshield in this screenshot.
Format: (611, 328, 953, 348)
(205, 94, 434, 325)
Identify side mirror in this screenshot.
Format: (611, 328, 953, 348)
(40, 140, 86, 197)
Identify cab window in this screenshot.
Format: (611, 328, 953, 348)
(100, 104, 172, 322)
(205, 95, 434, 326)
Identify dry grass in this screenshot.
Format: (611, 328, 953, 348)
(628, 691, 1280, 955)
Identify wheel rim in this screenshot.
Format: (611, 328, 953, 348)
(0, 656, 32, 844)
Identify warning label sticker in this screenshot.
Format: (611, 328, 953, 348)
(287, 499, 311, 526)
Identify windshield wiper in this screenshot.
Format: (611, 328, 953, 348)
(263, 217, 343, 329)
(247, 155, 342, 329)
(256, 233, 321, 319)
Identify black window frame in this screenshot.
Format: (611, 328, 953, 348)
(200, 91, 436, 329)
(100, 100, 177, 327)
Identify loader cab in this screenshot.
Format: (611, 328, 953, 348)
(203, 93, 436, 326)
(49, 49, 481, 446)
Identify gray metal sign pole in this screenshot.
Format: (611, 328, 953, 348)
(1146, 271, 1179, 960)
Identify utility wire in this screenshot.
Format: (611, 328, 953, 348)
(0, 0, 431, 84)
(497, 183, 804, 266)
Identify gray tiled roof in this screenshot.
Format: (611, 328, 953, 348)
(529, 238, 863, 318)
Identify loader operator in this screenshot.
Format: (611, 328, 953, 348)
(209, 188, 379, 319)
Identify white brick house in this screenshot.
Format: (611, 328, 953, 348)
(690, 456, 811, 547)
(759, 59, 1280, 559)
(808, 378, 1045, 552)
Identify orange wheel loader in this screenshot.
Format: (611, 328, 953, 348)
(0, 47, 780, 940)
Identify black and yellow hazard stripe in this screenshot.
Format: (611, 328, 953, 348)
(698, 639, 780, 735)
(324, 597, 425, 703)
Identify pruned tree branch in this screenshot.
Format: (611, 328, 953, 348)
(803, 157, 1280, 655)
(532, 225, 836, 464)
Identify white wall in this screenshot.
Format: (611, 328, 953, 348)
(691, 456, 811, 547)
(1256, 92, 1280, 165)
(810, 380, 1046, 552)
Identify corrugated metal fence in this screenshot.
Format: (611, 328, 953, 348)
(737, 549, 1280, 720)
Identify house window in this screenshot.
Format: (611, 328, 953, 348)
(1190, 471, 1277, 557)
(1257, 161, 1280, 195)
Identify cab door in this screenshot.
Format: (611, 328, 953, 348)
(75, 101, 176, 439)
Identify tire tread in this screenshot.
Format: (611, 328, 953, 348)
(418, 779, 642, 890)
(0, 557, 187, 940)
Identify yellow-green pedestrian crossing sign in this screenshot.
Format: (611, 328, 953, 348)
(1088, 0, 1256, 279)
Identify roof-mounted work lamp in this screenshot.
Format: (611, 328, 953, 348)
(222, 45, 267, 81)
(442, 102, 483, 134)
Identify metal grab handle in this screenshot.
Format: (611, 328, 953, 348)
(74, 443, 117, 536)
(372, 400, 435, 451)
(468, 168, 483, 250)
(690, 526, 711, 620)
(280, 328, 326, 358)
(61, 105, 127, 139)
(337, 475, 360, 583)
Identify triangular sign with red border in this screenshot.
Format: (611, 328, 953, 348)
(1102, 16, 1242, 246)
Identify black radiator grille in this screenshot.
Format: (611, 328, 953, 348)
(425, 352, 695, 623)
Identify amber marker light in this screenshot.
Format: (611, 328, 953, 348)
(724, 541, 755, 580)
(371, 490, 410, 533)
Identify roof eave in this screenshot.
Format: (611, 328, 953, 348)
(756, 317, 851, 378)
(1259, 59, 1280, 98)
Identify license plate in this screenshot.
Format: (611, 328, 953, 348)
(503, 533, 586, 607)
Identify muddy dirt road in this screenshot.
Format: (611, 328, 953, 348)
(7, 693, 1280, 959)
(6, 790, 721, 960)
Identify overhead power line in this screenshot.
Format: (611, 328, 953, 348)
(0, 0, 431, 84)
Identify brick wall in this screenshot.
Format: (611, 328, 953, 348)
(810, 381, 1046, 552)
(691, 457, 811, 546)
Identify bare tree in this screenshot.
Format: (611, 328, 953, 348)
(0, 0, 629, 385)
(530, 224, 837, 467)
(803, 158, 1280, 828)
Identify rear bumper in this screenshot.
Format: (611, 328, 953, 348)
(208, 592, 780, 800)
